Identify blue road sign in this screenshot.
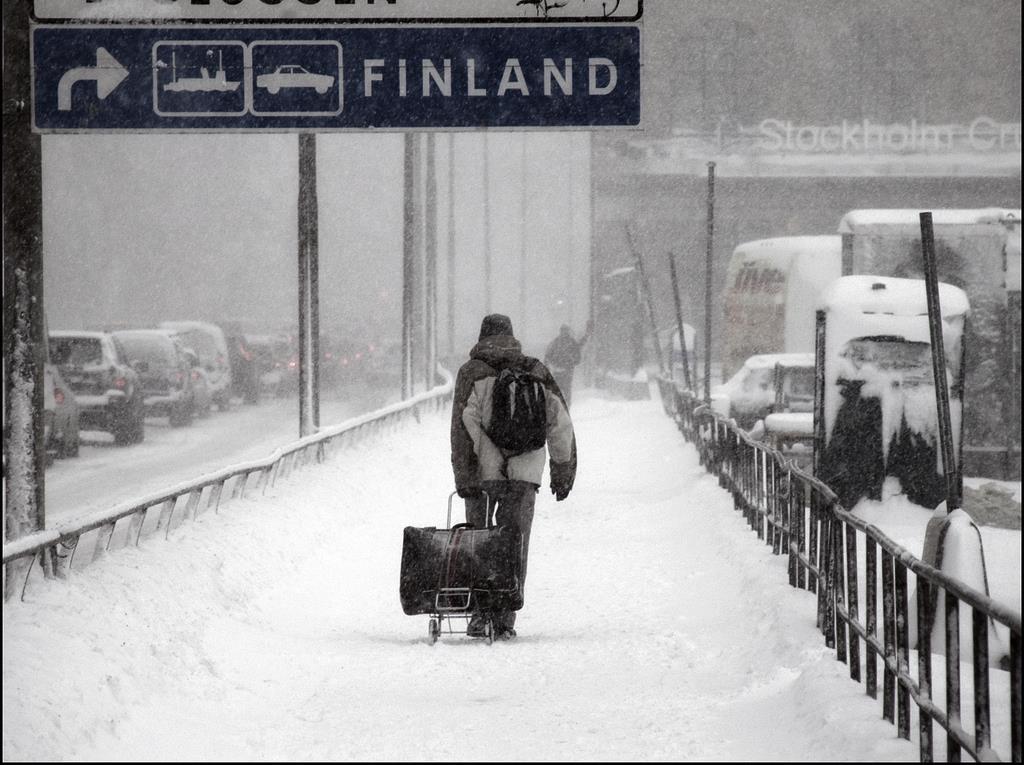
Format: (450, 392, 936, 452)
(32, 25, 640, 131)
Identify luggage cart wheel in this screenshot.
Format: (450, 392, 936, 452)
(428, 618, 440, 644)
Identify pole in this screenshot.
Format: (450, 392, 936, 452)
(297, 134, 319, 435)
(668, 251, 693, 390)
(425, 133, 438, 388)
(401, 133, 415, 399)
(519, 134, 528, 331)
(3, 0, 46, 590)
(920, 212, 961, 511)
(308, 135, 320, 430)
(704, 161, 716, 404)
(447, 133, 456, 357)
(483, 132, 492, 313)
(567, 136, 576, 328)
(625, 224, 666, 375)
(588, 133, 597, 387)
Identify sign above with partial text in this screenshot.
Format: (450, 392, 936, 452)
(33, 0, 643, 23)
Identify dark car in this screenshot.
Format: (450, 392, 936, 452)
(113, 330, 194, 427)
(49, 330, 146, 445)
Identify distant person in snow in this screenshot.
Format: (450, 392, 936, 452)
(450, 313, 577, 640)
(543, 320, 593, 408)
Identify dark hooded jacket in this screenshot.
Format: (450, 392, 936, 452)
(451, 333, 576, 493)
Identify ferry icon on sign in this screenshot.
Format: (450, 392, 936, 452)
(163, 49, 240, 93)
(153, 41, 246, 117)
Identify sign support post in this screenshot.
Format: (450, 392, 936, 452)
(3, 0, 47, 592)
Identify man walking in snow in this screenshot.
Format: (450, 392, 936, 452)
(543, 320, 592, 408)
(451, 313, 577, 640)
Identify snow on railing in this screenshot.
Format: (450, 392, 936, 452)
(655, 375, 1022, 763)
(2, 368, 454, 600)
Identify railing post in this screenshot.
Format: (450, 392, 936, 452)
(231, 473, 248, 500)
(787, 477, 798, 587)
(210, 482, 224, 514)
(972, 609, 991, 756)
(866, 537, 878, 700)
(1011, 631, 1021, 762)
(917, 575, 934, 762)
(799, 483, 810, 591)
(129, 509, 145, 547)
(846, 524, 861, 683)
(834, 517, 848, 665)
(817, 507, 831, 638)
(882, 548, 896, 723)
(809, 489, 820, 597)
(946, 590, 962, 762)
(895, 561, 910, 739)
(185, 489, 201, 521)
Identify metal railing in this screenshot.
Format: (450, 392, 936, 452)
(3, 370, 454, 599)
(656, 376, 1023, 763)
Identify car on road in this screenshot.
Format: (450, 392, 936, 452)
(256, 64, 334, 95)
(113, 329, 194, 427)
(49, 330, 145, 445)
(711, 352, 815, 430)
(159, 321, 233, 411)
(43, 362, 80, 461)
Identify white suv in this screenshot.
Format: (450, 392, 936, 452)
(159, 321, 233, 411)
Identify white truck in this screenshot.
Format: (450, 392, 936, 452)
(721, 236, 842, 381)
(838, 208, 1021, 479)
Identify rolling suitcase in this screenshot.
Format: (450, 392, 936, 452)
(400, 491, 523, 643)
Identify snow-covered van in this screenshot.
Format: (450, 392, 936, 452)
(815, 276, 969, 510)
(712, 352, 814, 430)
(722, 236, 842, 380)
(838, 208, 1021, 479)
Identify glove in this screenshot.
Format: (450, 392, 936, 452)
(549, 462, 573, 502)
(457, 486, 481, 500)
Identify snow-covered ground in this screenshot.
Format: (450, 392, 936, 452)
(3, 390, 1018, 761)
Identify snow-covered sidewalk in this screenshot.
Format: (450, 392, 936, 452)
(3, 392, 917, 761)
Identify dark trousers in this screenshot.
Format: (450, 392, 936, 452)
(464, 479, 537, 630)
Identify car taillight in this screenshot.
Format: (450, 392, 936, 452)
(288, 357, 297, 369)
(192, 370, 201, 382)
(54, 387, 65, 406)
(113, 376, 127, 390)
(175, 371, 185, 386)
(341, 356, 349, 366)
(242, 350, 253, 362)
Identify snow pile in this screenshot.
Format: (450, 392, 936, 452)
(3, 393, 919, 761)
(764, 412, 814, 436)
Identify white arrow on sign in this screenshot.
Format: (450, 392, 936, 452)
(57, 47, 129, 112)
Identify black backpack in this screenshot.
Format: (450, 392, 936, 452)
(485, 366, 548, 455)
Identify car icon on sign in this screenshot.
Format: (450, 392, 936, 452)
(256, 64, 335, 95)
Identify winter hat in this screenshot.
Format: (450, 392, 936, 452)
(478, 313, 514, 340)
